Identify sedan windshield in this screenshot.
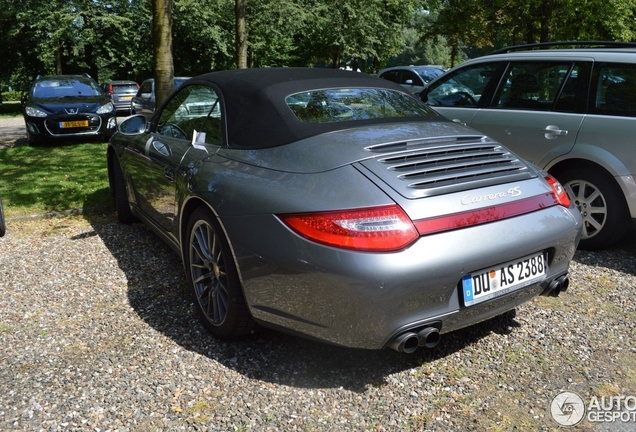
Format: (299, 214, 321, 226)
(286, 88, 433, 123)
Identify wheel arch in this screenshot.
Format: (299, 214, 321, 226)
(547, 157, 633, 217)
(106, 146, 117, 199)
(546, 143, 631, 178)
(178, 197, 246, 287)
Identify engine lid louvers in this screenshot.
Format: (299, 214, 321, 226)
(359, 135, 535, 199)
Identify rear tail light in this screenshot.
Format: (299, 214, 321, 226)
(546, 174, 570, 207)
(279, 204, 418, 252)
(108, 84, 113, 95)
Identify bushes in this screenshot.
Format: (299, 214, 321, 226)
(0, 102, 22, 116)
(1, 90, 22, 102)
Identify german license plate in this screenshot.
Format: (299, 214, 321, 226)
(462, 252, 547, 306)
(60, 120, 88, 128)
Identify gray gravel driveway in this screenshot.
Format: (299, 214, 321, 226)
(0, 116, 27, 149)
(1, 214, 635, 431)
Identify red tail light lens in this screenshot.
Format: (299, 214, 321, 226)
(279, 204, 418, 252)
(546, 175, 570, 207)
(108, 84, 113, 94)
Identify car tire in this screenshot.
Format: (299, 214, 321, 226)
(0, 196, 6, 237)
(558, 168, 630, 250)
(112, 158, 136, 224)
(185, 207, 255, 339)
(26, 129, 38, 146)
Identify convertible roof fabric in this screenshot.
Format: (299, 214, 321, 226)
(179, 68, 431, 149)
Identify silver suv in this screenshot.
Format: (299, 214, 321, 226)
(419, 41, 636, 249)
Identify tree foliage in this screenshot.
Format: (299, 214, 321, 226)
(424, 0, 636, 65)
(1, 0, 636, 93)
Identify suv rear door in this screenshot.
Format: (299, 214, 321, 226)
(424, 59, 589, 167)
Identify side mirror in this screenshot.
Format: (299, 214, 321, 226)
(118, 115, 147, 135)
(20, 94, 27, 105)
(405, 79, 414, 85)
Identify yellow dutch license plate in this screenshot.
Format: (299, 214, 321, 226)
(60, 120, 88, 128)
(462, 251, 547, 306)
(121, 95, 133, 100)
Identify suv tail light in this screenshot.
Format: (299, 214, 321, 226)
(545, 175, 570, 207)
(279, 205, 418, 252)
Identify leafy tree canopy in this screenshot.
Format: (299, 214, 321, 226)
(1, 0, 635, 93)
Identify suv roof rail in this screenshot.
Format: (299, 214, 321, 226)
(490, 40, 636, 55)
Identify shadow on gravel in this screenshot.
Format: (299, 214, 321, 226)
(573, 229, 636, 276)
(81, 197, 535, 393)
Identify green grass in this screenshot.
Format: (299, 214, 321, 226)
(0, 102, 22, 118)
(0, 142, 112, 217)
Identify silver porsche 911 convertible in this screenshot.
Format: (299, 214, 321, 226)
(107, 68, 582, 353)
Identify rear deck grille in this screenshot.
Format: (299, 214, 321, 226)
(363, 135, 534, 197)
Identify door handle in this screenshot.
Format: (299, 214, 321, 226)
(164, 166, 175, 181)
(542, 125, 568, 139)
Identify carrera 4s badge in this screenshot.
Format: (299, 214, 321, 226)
(461, 186, 522, 205)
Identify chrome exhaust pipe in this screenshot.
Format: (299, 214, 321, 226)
(388, 332, 419, 353)
(417, 327, 441, 348)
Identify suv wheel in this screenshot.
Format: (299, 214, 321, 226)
(558, 168, 629, 250)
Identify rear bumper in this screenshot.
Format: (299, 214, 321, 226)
(225, 205, 582, 349)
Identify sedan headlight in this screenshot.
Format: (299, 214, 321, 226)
(25, 106, 48, 118)
(96, 102, 114, 114)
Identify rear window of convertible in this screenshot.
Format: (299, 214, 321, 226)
(286, 88, 433, 123)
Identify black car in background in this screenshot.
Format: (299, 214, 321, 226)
(21, 74, 117, 145)
(101, 80, 139, 115)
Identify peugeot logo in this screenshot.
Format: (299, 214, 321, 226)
(65, 108, 78, 114)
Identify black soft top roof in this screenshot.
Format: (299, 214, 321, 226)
(177, 67, 430, 148)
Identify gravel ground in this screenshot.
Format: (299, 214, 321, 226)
(0, 115, 28, 149)
(1, 115, 636, 431)
(0, 213, 635, 432)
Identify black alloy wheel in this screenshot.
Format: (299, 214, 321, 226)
(111, 158, 136, 224)
(185, 207, 254, 338)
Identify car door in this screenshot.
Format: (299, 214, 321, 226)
(400, 70, 426, 93)
(133, 79, 154, 118)
(125, 84, 223, 233)
(424, 60, 587, 167)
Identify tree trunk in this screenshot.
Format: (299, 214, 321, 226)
(153, 0, 174, 108)
(235, 0, 247, 69)
(55, 38, 63, 74)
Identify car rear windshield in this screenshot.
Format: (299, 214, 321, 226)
(33, 79, 102, 98)
(286, 88, 433, 123)
(112, 84, 138, 94)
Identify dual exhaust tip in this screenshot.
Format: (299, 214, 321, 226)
(543, 274, 569, 297)
(390, 274, 570, 353)
(388, 325, 441, 353)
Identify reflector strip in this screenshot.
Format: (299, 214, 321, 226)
(414, 193, 559, 236)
